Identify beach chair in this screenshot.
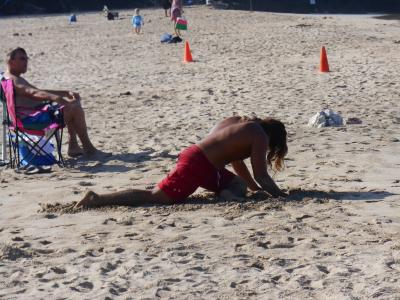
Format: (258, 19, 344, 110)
(0, 77, 65, 171)
(0, 76, 8, 166)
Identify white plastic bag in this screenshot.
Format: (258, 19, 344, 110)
(308, 109, 345, 128)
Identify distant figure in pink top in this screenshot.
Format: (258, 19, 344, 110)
(171, 0, 183, 36)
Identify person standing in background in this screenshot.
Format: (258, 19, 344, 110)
(161, 0, 172, 17)
(171, 0, 183, 36)
(132, 8, 144, 34)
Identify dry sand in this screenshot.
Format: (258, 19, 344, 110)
(0, 6, 400, 299)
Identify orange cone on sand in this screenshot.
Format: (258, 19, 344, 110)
(319, 46, 329, 72)
(183, 41, 193, 63)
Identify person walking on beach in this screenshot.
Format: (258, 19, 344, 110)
(132, 9, 144, 34)
(171, 0, 183, 36)
(75, 116, 288, 208)
(161, 0, 172, 17)
(4, 47, 98, 157)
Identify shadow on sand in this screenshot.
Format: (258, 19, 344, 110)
(40, 189, 397, 215)
(65, 150, 177, 174)
(286, 189, 396, 202)
(184, 189, 397, 206)
(373, 14, 400, 20)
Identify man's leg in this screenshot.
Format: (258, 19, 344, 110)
(75, 187, 173, 209)
(63, 102, 97, 156)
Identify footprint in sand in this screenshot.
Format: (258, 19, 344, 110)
(114, 247, 125, 254)
(50, 267, 66, 274)
(39, 240, 52, 245)
(155, 286, 171, 298)
(0, 243, 32, 260)
(250, 261, 264, 270)
(316, 265, 330, 274)
(70, 281, 94, 292)
(100, 261, 120, 274)
(269, 242, 295, 249)
(256, 241, 271, 249)
(78, 181, 95, 187)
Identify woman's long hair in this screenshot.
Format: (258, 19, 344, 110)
(242, 116, 288, 171)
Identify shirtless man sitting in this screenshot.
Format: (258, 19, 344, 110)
(75, 115, 288, 208)
(4, 47, 97, 157)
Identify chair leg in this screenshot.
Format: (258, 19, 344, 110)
(8, 131, 14, 168)
(15, 131, 21, 170)
(55, 129, 64, 167)
(9, 132, 14, 168)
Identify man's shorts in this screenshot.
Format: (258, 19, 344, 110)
(158, 145, 235, 202)
(21, 103, 64, 130)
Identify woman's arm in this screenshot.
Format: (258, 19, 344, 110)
(231, 160, 260, 191)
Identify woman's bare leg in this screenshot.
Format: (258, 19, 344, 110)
(75, 187, 173, 209)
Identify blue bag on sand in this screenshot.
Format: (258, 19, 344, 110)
(160, 33, 173, 43)
(19, 141, 55, 166)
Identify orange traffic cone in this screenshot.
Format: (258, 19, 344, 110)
(319, 46, 329, 72)
(183, 41, 193, 63)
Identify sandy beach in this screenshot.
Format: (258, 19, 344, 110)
(0, 6, 399, 299)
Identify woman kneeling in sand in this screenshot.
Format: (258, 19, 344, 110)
(75, 116, 288, 208)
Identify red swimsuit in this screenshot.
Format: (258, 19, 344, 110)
(158, 145, 235, 202)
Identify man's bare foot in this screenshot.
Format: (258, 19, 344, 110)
(83, 145, 98, 156)
(74, 191, 101, 209)
(68, 145, 84, 157)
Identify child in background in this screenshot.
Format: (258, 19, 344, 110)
(132, 9, 144, 34)
(171, 0, 183, 36)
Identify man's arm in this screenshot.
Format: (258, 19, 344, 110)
(44, 90, 81, 101)
(250, 133, 286, 197)
(14, 82, 72, 106)
(25, 79, 79, 100)
(231, 160, 260, 191)
(43, 90, 69, 97)
(254, 173, 286, 197)
(12, 76, 79, 104)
